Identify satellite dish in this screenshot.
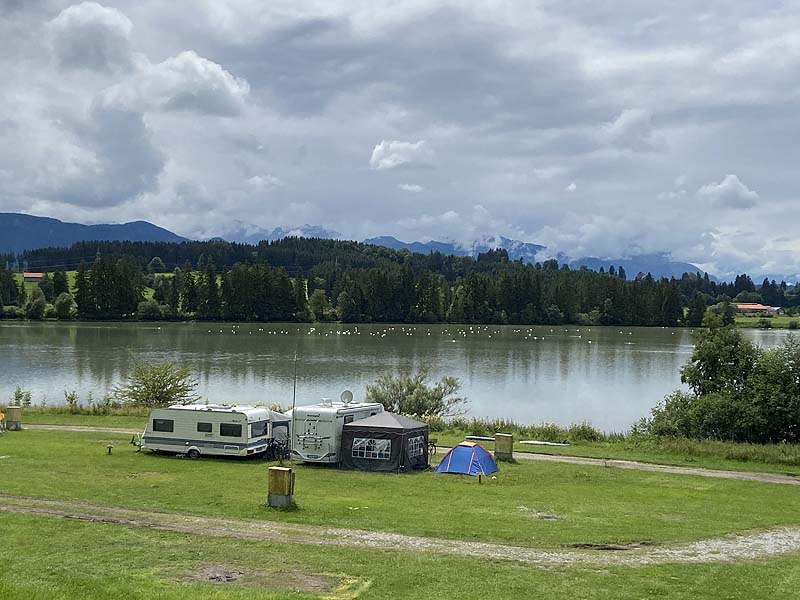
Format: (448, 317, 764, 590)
(340, 390, 354, 404)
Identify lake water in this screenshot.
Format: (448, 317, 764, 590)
(0, 322, 792, 431)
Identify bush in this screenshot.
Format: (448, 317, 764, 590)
(64, 390, 79, 414)
(54, 292, 77, 320)
(112, 361, 201, 407)
(641, 331, 800, 443)
(137, 299, 162, 320)
(788, 320, 798, 330)
(2, 306, 23, 319)
(366, 367, 467, 417)
(24, 287, 46, 320)
(757, 318, 772, 329)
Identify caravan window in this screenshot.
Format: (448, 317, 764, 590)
(408, 435, 426, 458)
(152, 419, 173, 432)
(197, 422, 212, 433)
(352, 438, 391, 460)
(250, 421, 268, 438)
(220, 423, 242, 437)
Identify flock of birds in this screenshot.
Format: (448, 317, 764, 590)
(174, 324, 683, 345)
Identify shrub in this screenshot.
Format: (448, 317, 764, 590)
(112, 361, 201, 407)
(788, 320, 799, 330)
(366, 367, 467, 417)
(64, 390, 79, 414)
(137, 299, 162, 321)
(641, 332, 800, 443)
(54, 293, 77, 320)
(24, 288, 47, 320)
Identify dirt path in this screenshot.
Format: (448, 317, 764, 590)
(1, 493, 799, 567)
(25, 424, 800, 486)
(25, 424, 142, 435)
(499, 451, 800, 486)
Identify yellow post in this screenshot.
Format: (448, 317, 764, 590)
(495, 433, 513, 461)
(268, 466, 294, 507)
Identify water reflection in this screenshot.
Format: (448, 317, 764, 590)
(0, 322, 792, 431)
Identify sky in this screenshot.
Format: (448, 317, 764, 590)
(2, 1, 800, 279)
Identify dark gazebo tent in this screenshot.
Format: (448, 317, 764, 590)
(340, 412, 429, 472)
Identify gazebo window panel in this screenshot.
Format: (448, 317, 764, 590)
(352, 437, 391, 460)
(408, 435, 426, 457)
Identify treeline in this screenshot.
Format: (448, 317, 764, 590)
(2, 237, 799, 324)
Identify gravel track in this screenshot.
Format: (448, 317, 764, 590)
(2, 494, 799, 568)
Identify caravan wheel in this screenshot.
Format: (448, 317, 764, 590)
(187, 449, 200, 460)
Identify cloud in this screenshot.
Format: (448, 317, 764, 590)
(697, 174, 759, 209)
(101, 51, 250, 116)
(245, 174, 283, 190)
(47, 104, 164, 208)
(369, 140, 435, 170)
(565, 182, 577, 192)
(398, 183, 424, 193)
(47, 2, 134, 72)
(4, 2, 800, 277)
(597, 109, 666, 152)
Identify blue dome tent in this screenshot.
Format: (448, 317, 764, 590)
(435, 441, 498, 476)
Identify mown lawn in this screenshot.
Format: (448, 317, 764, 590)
(2, 430, 800, 549)
(22, 408, 800, 475)
(432, 431, 800, 475)
(735, 314, 799, 329)
(3, 512, 800, 600)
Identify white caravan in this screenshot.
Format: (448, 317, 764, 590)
(291, 398, 384, 463)
(141, 404, 291, 459)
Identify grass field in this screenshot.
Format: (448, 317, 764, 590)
(3, 429, 800, 598)
(735, 314, 799, 329)
(13, 270, 158, 301)
(14, 270, 77, 295)
(4, 512, 800, 600)
(3, 429, 800, 548)
(21, 407, 800, 475)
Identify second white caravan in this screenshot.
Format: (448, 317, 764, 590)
(291, 400, 384, 463)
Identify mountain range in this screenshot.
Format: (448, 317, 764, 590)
(1, 212, 714, 280)
(363, 235, 546, 264)
(214, 221, 342, 245)
(0, 212, 186, 254)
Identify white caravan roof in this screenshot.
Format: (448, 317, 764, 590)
(163, 404, 271, 422)
(293, 401, 383, 415)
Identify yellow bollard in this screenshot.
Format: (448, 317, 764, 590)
(6, 406, 22, 431)
(267, 466, 295, 508)
(495, 433, 514, 462)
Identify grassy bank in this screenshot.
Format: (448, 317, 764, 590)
(735, 314, 799, 329)
(17, 406, 800, 475)
(3, 429, 800, 548)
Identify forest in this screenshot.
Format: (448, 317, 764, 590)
(1, 237, 798, 325)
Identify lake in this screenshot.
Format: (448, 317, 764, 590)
(0, 322, 792, 431)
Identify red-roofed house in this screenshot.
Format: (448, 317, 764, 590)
(735, 303, 783, 315)
(23, 272, 45, 283)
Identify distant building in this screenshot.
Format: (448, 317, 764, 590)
(23, 272, 45, 283)
(734, 302, 783, 315)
